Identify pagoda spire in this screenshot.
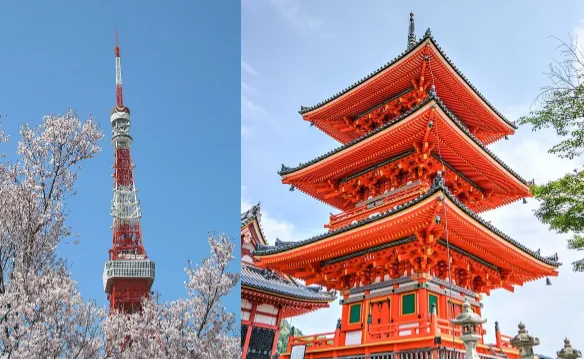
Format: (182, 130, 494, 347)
(407, 12, 416, 49)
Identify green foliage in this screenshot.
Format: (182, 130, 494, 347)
(518, 37, 584, 271)
(276, 319, 304, 356)
(518, 39, 584, 160)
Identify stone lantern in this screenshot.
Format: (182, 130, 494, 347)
(509, 322, 540, 359)
(557, 338, 582, 359)
(450, 300, 486, 359)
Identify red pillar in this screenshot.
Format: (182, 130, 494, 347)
(418, 278, 429, 334)
(242, 303, 257, 359)
(270, 308, 284, 358)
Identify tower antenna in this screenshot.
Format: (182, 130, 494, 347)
(115, 30, 124, 107)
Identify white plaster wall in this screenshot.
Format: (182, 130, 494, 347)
(242, 311, 251, 321)
(254, 313, 277, 326)
(242, 242, 255, 252)
(345, 330, 362, 345)
(242, 299, 252, 309)
(257, 303, 278, 315)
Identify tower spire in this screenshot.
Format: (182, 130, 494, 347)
(407, 12, 416, 50)
(115, 30, 124, 107)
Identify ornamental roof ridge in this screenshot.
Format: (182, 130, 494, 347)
(241, 202, 272, 247)
(241, 202, 261, 228)
(282, 93, 529, 186)
(298, 31, 516, 130)
(241, 264, 337, 301)
(253, 174, 561, 268)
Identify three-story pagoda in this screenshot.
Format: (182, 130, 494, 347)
(253, 14, 560, 359)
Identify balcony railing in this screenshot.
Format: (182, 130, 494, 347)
(284, 313, 514, 359)
(328, 181, 429, 229)
(289, 332, 336, 348)
(102, 259, 155, 293)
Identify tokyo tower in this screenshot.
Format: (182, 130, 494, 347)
(102, 31, 155, 314)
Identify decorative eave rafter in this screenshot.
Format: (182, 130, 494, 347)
(281, 96, 530, 212)
(300, 33, 515, 145)
(254, 176, 560, 286)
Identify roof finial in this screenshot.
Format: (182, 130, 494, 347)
(408, 12, 416, 50)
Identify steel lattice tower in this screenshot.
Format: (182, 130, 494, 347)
(102, 31, 155, 314)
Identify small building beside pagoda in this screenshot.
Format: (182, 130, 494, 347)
(241, 204, 336, 359)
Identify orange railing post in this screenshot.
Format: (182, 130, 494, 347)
(334, 318, 342, 346)
(431, 303, 438, 336)
(495, 321, 502, 348)
(287, 326, 295, 354)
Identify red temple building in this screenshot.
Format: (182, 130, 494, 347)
(241, 204, 336, 359)
(251, 14, 561, 359)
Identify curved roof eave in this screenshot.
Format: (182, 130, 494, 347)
(281, 95, 528, 188)
(254, 175, 560, 268)
(241, 265, 337, 302)
(299, 32, 516, 131)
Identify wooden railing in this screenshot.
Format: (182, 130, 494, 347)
(288, 331, 337, 350)
(436, 317, 463, 338)
(499, 334, 512, 348)
(284, 314, 507, 358)
(368, 319, 432, 342)
(328, 182, 428, 228)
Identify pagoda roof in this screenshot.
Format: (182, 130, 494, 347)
(283, 94, 524, 183)
(281, 94, 530, 211)
(254, 175, 560, 275)
(300, 31, 515, 144)
(242, 202, 262, 228)
(241, 264, 336, 302)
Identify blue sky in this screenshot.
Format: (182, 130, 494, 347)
(0, 1, 241, 320)
(242, 0, 584, 354)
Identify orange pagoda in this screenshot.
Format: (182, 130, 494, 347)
(241, 204, 336, 359)
(252, 14, 561, 359)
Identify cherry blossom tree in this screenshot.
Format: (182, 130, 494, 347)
(0, 110, 105, 358)
(0, 112, 240, 358)
(103, 233, 240, 359)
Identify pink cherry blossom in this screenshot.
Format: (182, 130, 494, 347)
(0, 112, 240, 358)
(103, 233, 240, 359)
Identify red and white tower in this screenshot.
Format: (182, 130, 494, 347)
(102, 31, 155, 314)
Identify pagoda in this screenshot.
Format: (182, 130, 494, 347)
(241, 204, 336, 359)
(252, 14, 561, 359)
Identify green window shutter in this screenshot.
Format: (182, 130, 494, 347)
(349, 304, 361, 323)
(402, 293, 416, 315)
(428, 294, 438, 315)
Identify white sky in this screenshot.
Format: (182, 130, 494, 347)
(242, 1, 584, 355)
